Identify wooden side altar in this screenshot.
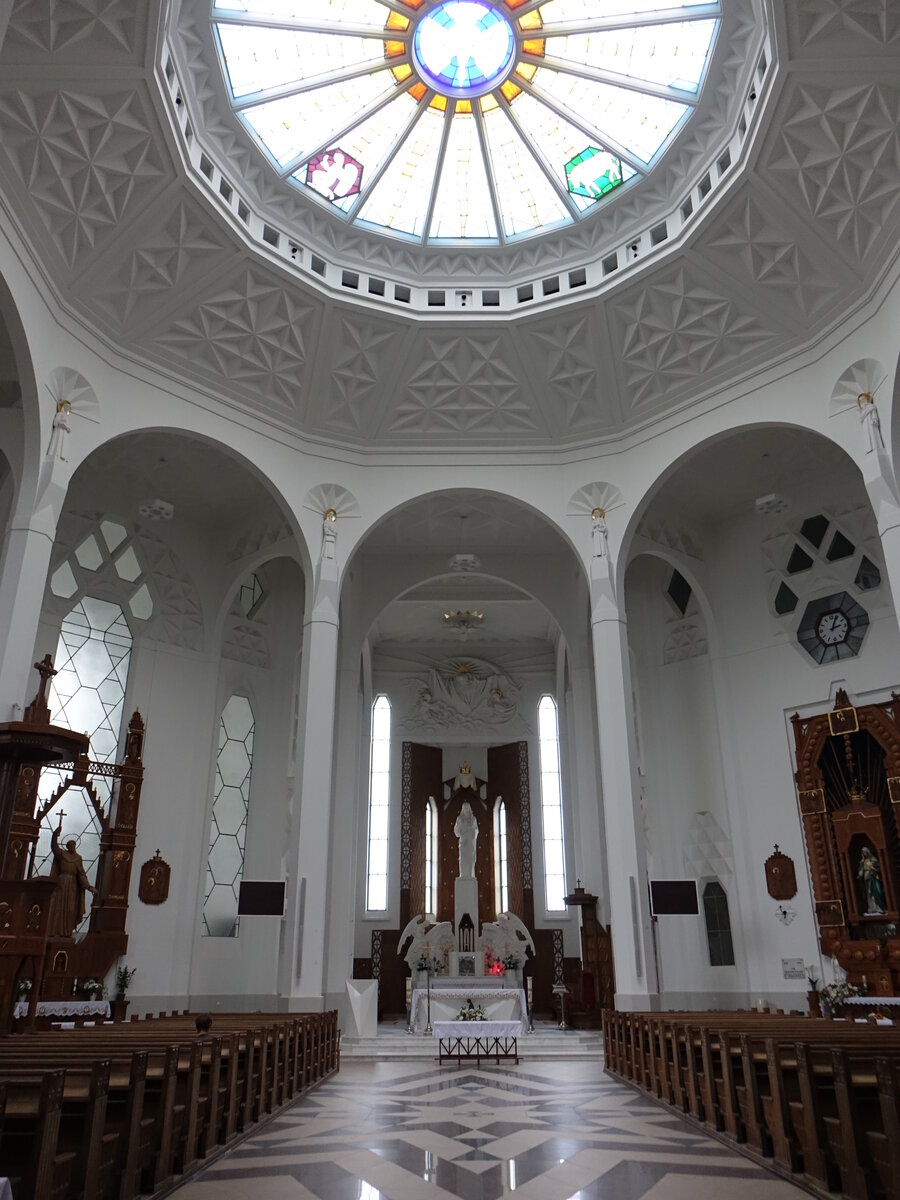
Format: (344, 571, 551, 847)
(792, 688, 900, 994)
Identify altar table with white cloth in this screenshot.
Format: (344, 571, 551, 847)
(433, 1019, 523, 1065)
(13, 999, 111, 1020)
(410, 986, 526, 1032)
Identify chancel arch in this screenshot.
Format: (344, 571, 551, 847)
(334, 487, 608, 1019)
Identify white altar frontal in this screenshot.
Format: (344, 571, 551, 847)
(410, 985, 527, 1032)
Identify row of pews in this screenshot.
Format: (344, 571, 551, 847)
(0, 1009, 340, 1200)
(603, 1008, 900, 1199)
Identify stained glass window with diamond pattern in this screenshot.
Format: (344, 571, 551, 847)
(213, 0, 719, 244)
(203, 695, 255, 937)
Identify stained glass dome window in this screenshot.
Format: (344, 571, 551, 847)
(214, 0, 719, 245)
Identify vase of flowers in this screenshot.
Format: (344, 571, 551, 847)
(84, 978, 105, 1001)
(818, 980, 862, 1017)
(457, 999, 486, 1021)
(15, 978, 31, 1004)
(502, 954, 521, 985)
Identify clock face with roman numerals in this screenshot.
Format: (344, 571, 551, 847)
(797, 592, 868, 664)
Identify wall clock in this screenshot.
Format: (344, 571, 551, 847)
(797, 591, 869, 664)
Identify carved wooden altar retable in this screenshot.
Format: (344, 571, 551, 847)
(792, 688, 900, 994)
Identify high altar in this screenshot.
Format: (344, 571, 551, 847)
(398, 763, 534, 1029)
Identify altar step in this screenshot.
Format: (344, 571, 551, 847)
(341, 1021, 605, 1061)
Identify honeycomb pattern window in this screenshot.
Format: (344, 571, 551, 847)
(213, 1, 719, 245)
(50, 520, 154, 622)
(203, 695, 255, 937)
(424, 796, 437, 918)
(493, 796, 509, 915)
(366, 695, 391, 912)
(32, 596, 133, 933)
(703, 880, 735, 967)
(770, 513, 881, 621)
(538, 695, 566, 912)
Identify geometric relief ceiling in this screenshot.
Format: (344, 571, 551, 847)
(0, 0, 896, 452)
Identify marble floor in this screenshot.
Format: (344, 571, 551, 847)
(173, 1059, 811, 1200)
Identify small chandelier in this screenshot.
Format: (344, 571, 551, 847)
(443, 609, 483, 633)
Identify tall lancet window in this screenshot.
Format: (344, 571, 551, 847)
(538, 695, 567, 911)
(424, 797, 438, 918)
(366, 695, 391, 912)
(203, 695, 255, 937)
(493, 797, 509, 915)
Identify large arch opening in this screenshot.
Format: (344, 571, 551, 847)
(622, 423, 898, 1007)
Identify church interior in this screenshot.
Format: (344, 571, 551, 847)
(1, 0, 900, 1197)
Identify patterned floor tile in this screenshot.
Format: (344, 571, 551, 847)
(175, 1060, 810, 1200)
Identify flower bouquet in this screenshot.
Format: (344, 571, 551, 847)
(84, 978, 105, 999)
(15, 978, 31, 1002)
(502, 954, 520, 971)
(818, 980, 862, 1013)
(457, 999, 486, 1021)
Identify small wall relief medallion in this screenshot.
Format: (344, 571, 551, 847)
(765, 844, 798, 901)
(138, 850, 171, 905)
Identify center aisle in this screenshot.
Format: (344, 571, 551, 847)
(171, 1059, 808, 1200)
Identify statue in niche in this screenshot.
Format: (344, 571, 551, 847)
(321, 508, 337, 560)
(858, 391, 884, 455)
(858, 845, 888, 915)
(591, 507, 609, 558)
(48, 817, 98, 937)
(454, 800, 478, 879)
(47, 399, 72, 461)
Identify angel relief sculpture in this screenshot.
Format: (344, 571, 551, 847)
(403, 661, 521, 733)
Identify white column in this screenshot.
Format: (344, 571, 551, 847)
(567, 659, 607, 908)
(590, 553, 658, 1009)
(873, 497, 900, 616)
(0, 505, 60, 719)
(280, 536, 340, 1008)
(322, 640, 363, 1011)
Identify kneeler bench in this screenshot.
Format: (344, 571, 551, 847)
(433, 1020, 523, 1066)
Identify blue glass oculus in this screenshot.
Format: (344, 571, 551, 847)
(413, 2, 516, 99)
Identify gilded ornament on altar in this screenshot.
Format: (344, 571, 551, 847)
(138, 850, 171, 905)
(765, 845, 797, 901)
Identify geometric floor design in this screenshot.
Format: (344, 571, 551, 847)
(172, 1060, 809, 1199)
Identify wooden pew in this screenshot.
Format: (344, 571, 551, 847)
(0, 1010, 340, 1200)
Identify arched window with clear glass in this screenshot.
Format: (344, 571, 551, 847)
(538, 695, 567, 912)
(424, 796, 437, 918)
(366, 695, 391, 912)
(493, 797, 509, 915)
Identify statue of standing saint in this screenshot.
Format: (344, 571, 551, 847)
(454, 800, 478, 879)
(858, 846, 887, 914)
(48, 818, 98, 937)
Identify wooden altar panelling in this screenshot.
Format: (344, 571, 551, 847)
(1, 762, 40, 880)
(487, 742, 530, 923)
(791, 692, 900, 992)
(401, 742, 442, 929)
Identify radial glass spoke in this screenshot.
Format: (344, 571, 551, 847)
(510, 90, 635, 210)
(241, 70, 398, 166)
(358, 102, 445, 236)
(218, 26, 389, 99)
(481, 101, 568, 236)
(429, 109, 497, 238)
(545, 20, 716, 92)
(215, 0, 394, 20)
(535, 0, 713, 19)
(293, 90, 420, 211)
(527, 66, 687, 163)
